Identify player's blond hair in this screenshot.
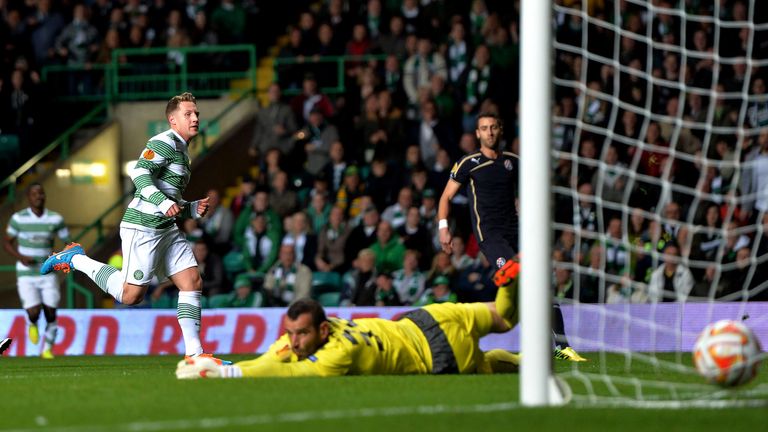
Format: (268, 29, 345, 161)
(166, 92, 196, 118)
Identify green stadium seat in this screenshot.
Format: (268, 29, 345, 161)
(312, 271, 342, 288)
(359, 165, 370, 180)
(0, 135, 20, 173)
(311, 271, 342, 297)
(208, 293, 232, 308)
(0, 135, 19, 157)
(317, 291, 341, 307)
(209, 290, 265, 308)
(222, 250, 246, 281)
(150, 295, 176, 309)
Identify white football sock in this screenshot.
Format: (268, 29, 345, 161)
(43, 321, 57, 352)
(72, 255, 125, 302)
(177, 291, 203, 356)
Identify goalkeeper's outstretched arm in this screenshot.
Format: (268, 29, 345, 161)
(175, 352, 334, 379)
(176, 334, 351, 379)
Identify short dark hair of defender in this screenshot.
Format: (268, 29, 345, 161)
(287, 298, 329, 328)
(475, 111, 503, 130)
(166, 92, 197, 118)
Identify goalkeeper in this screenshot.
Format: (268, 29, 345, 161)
(176, 261, 521, 378)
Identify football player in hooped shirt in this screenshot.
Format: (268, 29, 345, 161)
(437, 112, 587, 362)
(41, 92, 228, 365)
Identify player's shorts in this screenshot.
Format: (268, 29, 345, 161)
(17, 274, 60, 309)
(478, 234, 517, 269)
(120, 226, 197, 285)
(402, 302, 492, 374)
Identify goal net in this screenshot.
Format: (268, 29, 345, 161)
(540, 0, 768, 407)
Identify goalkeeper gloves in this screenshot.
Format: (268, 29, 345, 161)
(176, 356, 222, 379)
(176, 356, 244, 379)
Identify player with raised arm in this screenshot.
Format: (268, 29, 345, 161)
(437, 112, 586, 362)
(41, 92, 227, 364)
(3, 184, 70, 359)
(176, 260, 522, 378)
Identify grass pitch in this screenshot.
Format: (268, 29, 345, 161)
(0, 354, 766, 432)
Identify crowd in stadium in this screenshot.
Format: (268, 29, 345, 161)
(551, 0, 768, 303)
(2, 0, 768, 308)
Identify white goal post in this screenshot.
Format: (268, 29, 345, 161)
(519, 0, 557, 407)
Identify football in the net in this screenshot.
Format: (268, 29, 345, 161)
(693, 319, 762, 387)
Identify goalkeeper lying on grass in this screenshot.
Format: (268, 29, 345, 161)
(176, 259, 521, 378)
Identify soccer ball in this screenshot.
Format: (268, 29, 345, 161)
(693, 319, 762, 387)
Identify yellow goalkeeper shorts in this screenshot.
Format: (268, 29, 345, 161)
(419, 302, 493, 374)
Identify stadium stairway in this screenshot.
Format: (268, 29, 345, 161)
(219, 34, 288, 208)
(229, 35, 287, 108)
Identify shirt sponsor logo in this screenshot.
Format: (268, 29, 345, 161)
(143, 149, 155, 160)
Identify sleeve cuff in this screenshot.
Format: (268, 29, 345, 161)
(190, 200, 202, 220)
(157, 199, 176, 214)
(220, 365, 243, 378)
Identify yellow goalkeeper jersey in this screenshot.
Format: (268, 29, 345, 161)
(235, 316, 433, 377)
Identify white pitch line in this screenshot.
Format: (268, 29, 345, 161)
(0, 401, 521, 432)
(570, 396, 768, 409)
(3, 395, 767, 432)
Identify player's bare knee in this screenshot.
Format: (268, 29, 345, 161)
(121, 290, 144, 306)
(183, 274, 203, 292)
(192, 276, 203, 292)
(42, 305, 56, 322)
(26, 305, 41, 322)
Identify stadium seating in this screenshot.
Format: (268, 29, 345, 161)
(207, 294, 232, 309)
(222, 250, 247, 282)
(0, 135, 20, 176)
(317, 291, 341, 307)
(311, 271, 343, 298)
(208, 291, 264, 308)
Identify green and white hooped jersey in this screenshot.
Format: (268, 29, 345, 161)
(121, 129, 193, 232)
(6, 208, 70, 276)
(392, 269, 426, 305)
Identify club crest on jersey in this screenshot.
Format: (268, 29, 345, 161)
(142, 149, 155, 160)
(504, 160, 513, 171)
(496, 257, 506, 269)
(134, 270, 144, 280)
